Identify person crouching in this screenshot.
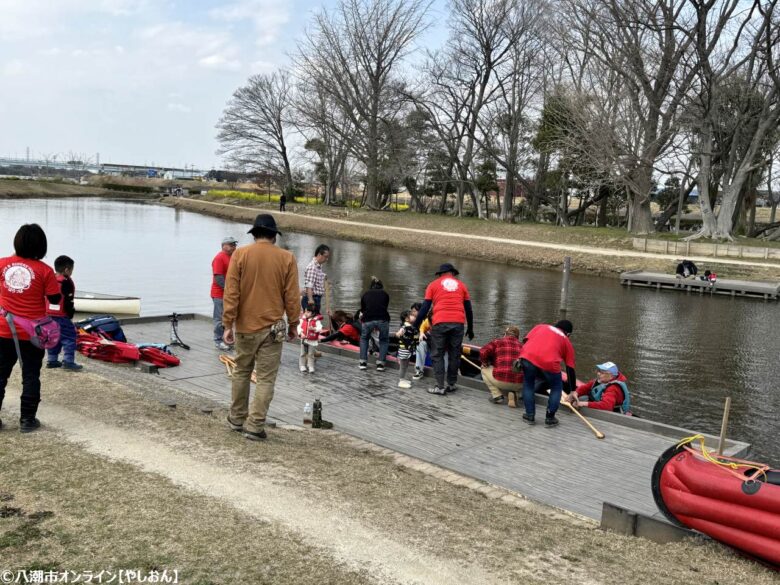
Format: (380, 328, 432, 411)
(297, 304, 322, 374)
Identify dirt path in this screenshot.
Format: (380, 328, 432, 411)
(180, 198, 780, 271)
(7, 402, 508, 585)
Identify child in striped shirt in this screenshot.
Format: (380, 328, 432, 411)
(395, 306, 419, 388)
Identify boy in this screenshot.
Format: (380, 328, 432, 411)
(46, 255, 82, 371)
(396, 305, 419, 388)
(297, 304, 322, 373)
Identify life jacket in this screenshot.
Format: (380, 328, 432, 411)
(77, 332, 140, 363)
(138, 346, 180, 368)
(300, 315, 323, 342)
(589, 380, 632, 415)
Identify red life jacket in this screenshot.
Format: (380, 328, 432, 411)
(300, 315, 323, 341)
(139, 346, 180, 368)
(77, 332, 140, 363)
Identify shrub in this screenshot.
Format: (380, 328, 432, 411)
(102, 183, 155, 193)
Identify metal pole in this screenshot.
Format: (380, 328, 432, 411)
(718, 397, 732, 455)
(559, 256, 572, 314)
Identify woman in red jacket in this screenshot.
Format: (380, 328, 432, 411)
(0, 224, 61, 433)
(568, 361, 632, 415)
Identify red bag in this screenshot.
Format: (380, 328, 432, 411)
(138, 346, 180, 368)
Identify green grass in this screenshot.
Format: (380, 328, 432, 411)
(207, 189, 324, 205)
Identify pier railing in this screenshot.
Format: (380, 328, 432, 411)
(633, 237, 780, 260)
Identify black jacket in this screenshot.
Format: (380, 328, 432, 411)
(360, 289, 390, 322)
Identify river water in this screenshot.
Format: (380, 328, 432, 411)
(1, 198, 778, 464)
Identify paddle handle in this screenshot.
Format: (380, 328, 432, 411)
(718, 397, 732, 455)
(563, 400, 605, 439)
(461, 355, 481, 370)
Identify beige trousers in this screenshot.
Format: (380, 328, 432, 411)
(230, 327, 283, 433)
(482, 366, 523, 399)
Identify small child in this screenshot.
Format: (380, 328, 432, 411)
(297, 304, 322, 373)
(46, 255, 82, 371)
(396, 306, 419, 389)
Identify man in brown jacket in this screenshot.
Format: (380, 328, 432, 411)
(223, 214, 300, 441)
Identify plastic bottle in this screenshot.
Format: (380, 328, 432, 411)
(303, 402, 313, 425)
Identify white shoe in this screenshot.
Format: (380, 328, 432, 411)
(216, 341, 231, 351)
(300, 366, 307, 373)
(398, 379, 412, 389)
(308, 367, 315, 374)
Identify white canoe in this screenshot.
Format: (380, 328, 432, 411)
(74, 291, 141, 315)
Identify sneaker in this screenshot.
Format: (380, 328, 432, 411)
(46, 361, 62, 369)
(398, 379, 412, 389)
(427, 386, 447, 395)
(358, 361, 367, 370)
(243, 428, 267, 441)
(19, 418, 41, 433)
(522, 413, 535, 425)
(300, 366, 308, 373)
(376, 362, 386, 372)
(226, 416, 243, 432)
(445, 384, 458, 393)
(308, 367, 315, 374)
(489, 395, 505, 404)
(215, 341, 231, 351)
(62, 362, 83, 371)
(412, 370, 424, 380)
(545, 414, 559, 427)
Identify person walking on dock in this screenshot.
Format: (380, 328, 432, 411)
(518, 320, 576, 427)
(302, 244, 330, 313)
(414, 263, 474, 395)
(222, 214, 300, 441)
(211, 236, 238, 351)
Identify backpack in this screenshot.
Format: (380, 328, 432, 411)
(76, 314, 127, 342)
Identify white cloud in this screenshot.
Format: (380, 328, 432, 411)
(199, 53, 242, 71)
(2, 60, 24, 76)
(167, 102, 192, 113)
(209, 0, 289, 47)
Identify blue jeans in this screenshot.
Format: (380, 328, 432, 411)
(212, 298, 224, 344)
(47, 316, 77, 365)
(521, 359, 562, 418)
(359, 320, 389, 362)
(301, 294, 322, 313)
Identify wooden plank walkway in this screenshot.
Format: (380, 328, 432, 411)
(620, 269, 780, 300)
(117, 316, 749, 522)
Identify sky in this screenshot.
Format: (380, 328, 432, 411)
(0, 0, 449, 170)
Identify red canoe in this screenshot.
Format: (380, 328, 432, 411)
(651, 437, 780, 569)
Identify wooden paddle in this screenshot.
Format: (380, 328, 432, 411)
(562, 399, 605, 439)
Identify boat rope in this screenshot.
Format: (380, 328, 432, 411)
(676, 434, 769, 483)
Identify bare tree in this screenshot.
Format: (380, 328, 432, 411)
(216, 70, 295, 192)
(564, 0, 698, 234)
(295, 0, 431, 209)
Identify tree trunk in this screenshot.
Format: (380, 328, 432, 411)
(597, 186, 609, 227)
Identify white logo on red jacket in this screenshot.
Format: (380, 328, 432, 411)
(3, 263, 34, 293)
(441, 277, 459, 292)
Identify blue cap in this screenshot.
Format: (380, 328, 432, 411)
(596, 362, 618, 376)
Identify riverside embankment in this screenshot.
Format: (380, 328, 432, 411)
(170, 195, 780, 281)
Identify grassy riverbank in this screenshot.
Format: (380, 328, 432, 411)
(0, 178, 160, 199)
(0, 365, 775, 584)
(171, 195, 780, 282)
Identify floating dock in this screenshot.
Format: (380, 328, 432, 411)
(111, 315, 750, 524)
(620, 270, 780, 300)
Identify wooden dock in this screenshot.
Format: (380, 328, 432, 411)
(620, 269, 780, 300)
(113, 315, 750, 523)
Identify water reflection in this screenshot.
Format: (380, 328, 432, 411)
(1, 198, 778, 465)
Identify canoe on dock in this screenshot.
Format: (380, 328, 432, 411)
(620, 270, 780, 301)
(74, 291, 141, 315)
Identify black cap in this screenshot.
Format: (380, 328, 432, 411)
(435, 263, 459, 276)
(554, 319, 573, 335)
(247, 214, 281, 236)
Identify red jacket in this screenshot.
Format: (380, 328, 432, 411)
(480, 336, 523, 384)
(520, 324, 575, 373)
(575, 373, 628, 411)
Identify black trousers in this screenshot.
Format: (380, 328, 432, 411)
(430, 322, 464, 388)
(0, 337, 44, 420)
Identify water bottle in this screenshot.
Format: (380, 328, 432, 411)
(303, 402, 313, 425)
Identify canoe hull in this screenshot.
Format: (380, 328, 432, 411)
(74, 292, 141, 315)
(652, 444, 780, 569)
